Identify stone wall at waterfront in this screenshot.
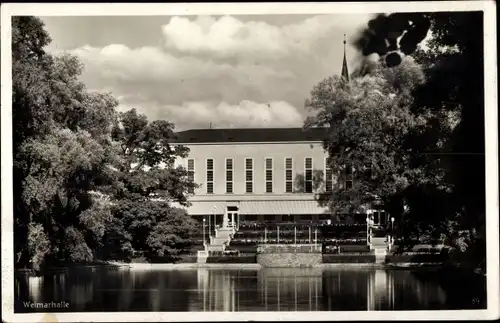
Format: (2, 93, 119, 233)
(256, 244, 322, 267)
(257, 252, 322, 267)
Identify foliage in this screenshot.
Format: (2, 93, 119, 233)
(411, 12, 485, 270)
(13, 16, 119, 269)
(26, 223, 51, 271)
(293, 170, 325, 193)
(305, 57, 429, 219)
(306, 11, 486, 271)
(13, 17, 198, 268)
(108, 108, 199, 261)
(397, 12, 485, 269)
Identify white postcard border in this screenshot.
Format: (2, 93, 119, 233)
(1, 1, 498, 322)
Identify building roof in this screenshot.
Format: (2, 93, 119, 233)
(171, 127, 329, 144)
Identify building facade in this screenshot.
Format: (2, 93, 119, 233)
(171, 38, 389, 231)
(172, 128, 388, 228)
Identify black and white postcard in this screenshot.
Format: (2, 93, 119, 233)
(1, 1, 498, 322)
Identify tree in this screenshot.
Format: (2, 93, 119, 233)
(109, 109, 198, 261)
(12, 17, 194, 269)
(304, 57, 443, 244)
(309, 12, 486, 270)
(13, 17, 197, 268)
(409, 12, 486, 270)
(12, 17, 119, 269)
(293, 170, 325, 193)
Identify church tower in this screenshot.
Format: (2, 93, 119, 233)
(341, 34, 350, 82)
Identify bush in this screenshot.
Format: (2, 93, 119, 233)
(322, 254, 376, 263)
(229, 239, 258, 245)
(206, 255, 257, 264)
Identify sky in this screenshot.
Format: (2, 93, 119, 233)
(40, 14, 374, 131)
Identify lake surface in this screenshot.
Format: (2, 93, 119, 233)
(15, 267, 486, 312)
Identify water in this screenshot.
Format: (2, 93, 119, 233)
(15, 267, 486, 312)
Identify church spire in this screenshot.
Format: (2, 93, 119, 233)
(341, 34, 350, 82)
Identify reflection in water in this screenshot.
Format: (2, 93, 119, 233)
(196, 269, 237, 311)
(15, 267, 483, 312)
(28, 276, 43, 303)
(258, 268, 322, 311)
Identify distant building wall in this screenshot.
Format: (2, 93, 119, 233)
(174, 141, 330, 196)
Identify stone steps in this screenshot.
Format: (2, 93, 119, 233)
(199, 226, 237, 260)
(196, 250, 208, 264)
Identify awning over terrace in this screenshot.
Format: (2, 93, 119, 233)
(171, 201, 229, 215)
(238, 200, 328, 215)
(172, 200, 329, 215)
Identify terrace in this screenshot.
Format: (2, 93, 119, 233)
(226, 222, 371, 254)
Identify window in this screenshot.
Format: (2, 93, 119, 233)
(226, 158, 233, 193)
(245, 158, 253, 193)
(187, 159, 195, 194)
(325, 157, 333, 192)
(265, 158, 273, 193)
(305, 157, 313, 193)
(345, 163, 353, 189)
(206, 159, 214, 194)
(285, 158, 293, 193)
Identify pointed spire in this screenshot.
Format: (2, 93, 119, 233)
(341, 34, 350, 82)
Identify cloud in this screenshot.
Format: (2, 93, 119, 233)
(161, 15, 367, 61)
(59, 14, 371, 130)
(72, 44, 291, 82)
(70, 44, 297, 104)
(119, 100, 304, 131)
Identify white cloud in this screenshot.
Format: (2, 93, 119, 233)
(120, 100, 304, 131)
(60, 14, 372, 129)
(71, 44, 295, 87)
(161, 15, 369, 60)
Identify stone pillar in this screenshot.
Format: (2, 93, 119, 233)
(231, 213, 235, 228)
(223, 210, 229, 228)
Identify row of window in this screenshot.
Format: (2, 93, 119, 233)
(187, 157, 361, 194)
